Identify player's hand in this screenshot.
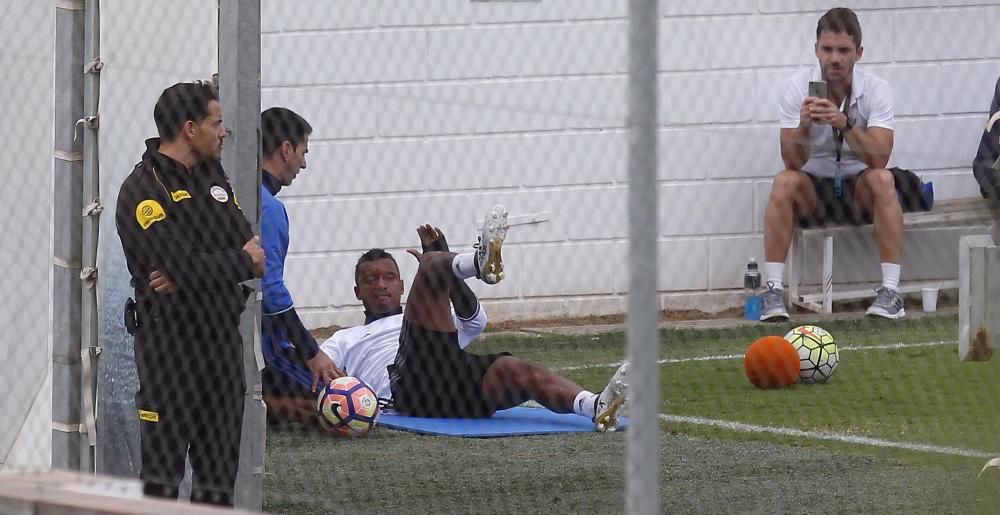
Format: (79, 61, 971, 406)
(799, 98, 817, 129)
(808, 99, 843, 126)
(307, 351, 345, 392)
(243, 236, 265, 278)
(416, 224, 437, 246)
(417, 224, 441, 249)
(149, 269, 178, 294)
(416, 224, 449, 253)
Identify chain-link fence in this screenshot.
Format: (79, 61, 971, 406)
(3, 0, 1000, 513)
(256, 1, 1000, 512)
(1, 0, 55, 476)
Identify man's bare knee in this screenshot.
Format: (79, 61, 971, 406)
(486, 356, 548, 391)
(770, 169, 810, 202)
(482, 356, 532, 406)
(855, 169, 899, 212)
(768, 169, 817, 218)
(867, 168, 897, 198)
(488, 356, 528, 381)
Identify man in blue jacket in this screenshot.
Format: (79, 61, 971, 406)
(973, 76, 1000, 214)
(260, 107, 343, 422)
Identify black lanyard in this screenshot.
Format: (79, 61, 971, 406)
(831, 86, 852, 196)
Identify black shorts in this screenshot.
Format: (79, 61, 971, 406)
(797, 170, 874, 227)
(388, 319, 510, 418)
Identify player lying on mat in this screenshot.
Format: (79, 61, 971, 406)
(265, 205, 630, 432)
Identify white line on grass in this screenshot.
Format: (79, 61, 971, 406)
(554, 340, 955, 372)
(659, 413, 995, 459)
(552, 339, 989, 458)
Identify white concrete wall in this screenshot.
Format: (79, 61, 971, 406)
(260, 1, 1000, 328)
(0, 0, 54, 470)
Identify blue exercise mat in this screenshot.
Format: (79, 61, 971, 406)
(378, 406, 629, 437)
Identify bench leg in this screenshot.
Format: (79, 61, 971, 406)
(822, 235, 833, 314)
(788, 231, 801, 305)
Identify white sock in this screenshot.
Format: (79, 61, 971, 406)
(881, 263, 901, 292)
(573, 390, 598, 419)
(451, 252, 478, 280)
(764, 262, 785, 289)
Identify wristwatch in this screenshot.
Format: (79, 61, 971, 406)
(842, 116, 855, 132)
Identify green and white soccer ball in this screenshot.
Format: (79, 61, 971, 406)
(784, 325, 839, 384)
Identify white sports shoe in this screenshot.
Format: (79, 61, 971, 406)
(475, 204, 509, 285)
(594, 362, 630, 432)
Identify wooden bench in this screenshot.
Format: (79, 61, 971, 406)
(788, 197, 996, 313)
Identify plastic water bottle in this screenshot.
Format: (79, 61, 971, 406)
(744, 258, 762, 321)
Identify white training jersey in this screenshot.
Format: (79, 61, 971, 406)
(319, 306, 488, 400)
(778, 65, 895, 178)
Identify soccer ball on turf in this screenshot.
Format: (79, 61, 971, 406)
(743, 335, 800, 390)
(783, 325, 839, 384)
(317, 376, 380, 437)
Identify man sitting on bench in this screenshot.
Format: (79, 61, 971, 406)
(973, 74, 1000, 222)
(269, 206, 630, 433)
(761, 8, 906, 321)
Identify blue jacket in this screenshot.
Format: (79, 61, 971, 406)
(262, 171, 293, 317)
(973, 77, 1000, 202)
(261, 171, 318, 386)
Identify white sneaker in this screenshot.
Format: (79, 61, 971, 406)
(594, 362, 630, 432)
(475, 204, 508, 285)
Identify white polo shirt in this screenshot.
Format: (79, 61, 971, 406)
(319, 307, 487, 400)
(778, 65, 895, 178)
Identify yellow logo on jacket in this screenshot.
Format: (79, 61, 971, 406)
(171, 189, 191, 202)
(136, 199, 166, 230)
(137, 409, 159, 423)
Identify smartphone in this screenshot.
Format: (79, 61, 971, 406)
(808, 80, 828, 99)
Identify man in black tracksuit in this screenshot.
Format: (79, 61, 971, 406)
(973, 75, 1000, 212)
(115, 81, 265, 506)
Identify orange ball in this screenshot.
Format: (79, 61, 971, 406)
(743, 336, 799, 389)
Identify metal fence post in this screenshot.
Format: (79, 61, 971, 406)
(219, 0, 264, 509)
(627, 1, 660, 514)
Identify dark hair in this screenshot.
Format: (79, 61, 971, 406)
(816, 7, 862, 48)
(261, 107, 313, 158)
(355, 249, 399, 283)
(153, 81, 219, 142)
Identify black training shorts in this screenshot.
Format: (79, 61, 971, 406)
(388, 319, 510, 418)
(797, 170, 874, 227)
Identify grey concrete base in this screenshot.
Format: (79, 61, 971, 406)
(959, 235, 1000, 361)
